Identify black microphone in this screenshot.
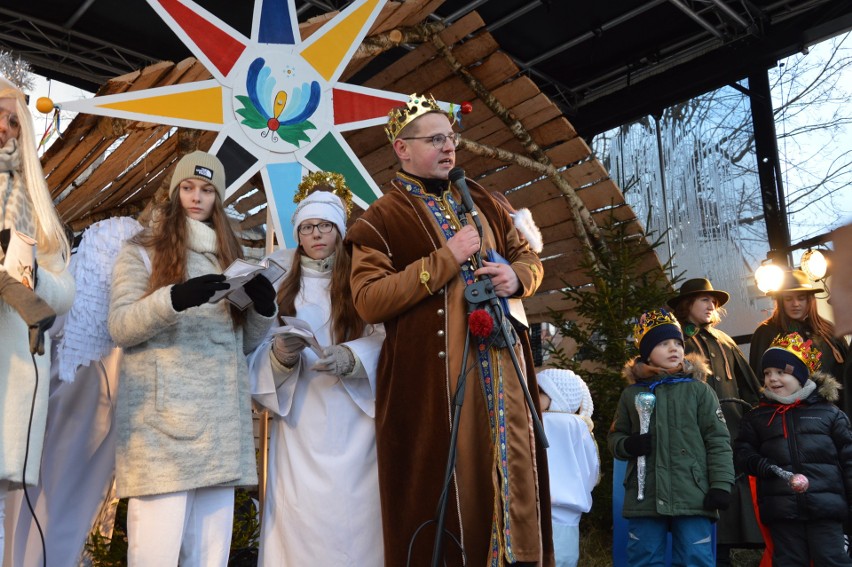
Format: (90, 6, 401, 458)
(449, 167, 482, 236)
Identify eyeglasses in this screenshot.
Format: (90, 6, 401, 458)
(400, 132, 461, 149)
(298, 221, 335, 236)
(0, 110, 20, 131)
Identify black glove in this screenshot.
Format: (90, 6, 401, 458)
(624, 433, 652, 457)
(170, 274, 229, 312)
(243, 274, 276, 317)
(703, 488, 731, 511)
(746, 454, 775, 479)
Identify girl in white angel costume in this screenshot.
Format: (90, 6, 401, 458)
(248, 173, 385, 566)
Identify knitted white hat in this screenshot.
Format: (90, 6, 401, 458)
(169, 151, 226, 202)
(536, 368, 593, 417)
(291, 190, 347, 243)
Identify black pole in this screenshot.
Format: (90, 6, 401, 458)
(747, 67, 792, 263)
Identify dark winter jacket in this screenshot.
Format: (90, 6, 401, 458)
(734, 371, 852, 524)
(608, 354, 734, 519)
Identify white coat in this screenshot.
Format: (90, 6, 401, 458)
(0, 250, 74, 485)
(248, 248, 385, 567)
(109, 218, 273, 498)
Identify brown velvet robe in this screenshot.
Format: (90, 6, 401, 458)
(346, 173, 554, 567)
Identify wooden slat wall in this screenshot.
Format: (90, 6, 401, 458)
(38, 0, 664, 323)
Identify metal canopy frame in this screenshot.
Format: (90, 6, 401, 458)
(1, 0, 850, 139)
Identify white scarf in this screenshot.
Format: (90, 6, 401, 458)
(0, 138, 35, 264)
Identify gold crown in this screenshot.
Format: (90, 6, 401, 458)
(768, 332, 822, 373)
(632, 308, 681, 347)
(385, 93, 454, 142)
(294, 171, 353, 215)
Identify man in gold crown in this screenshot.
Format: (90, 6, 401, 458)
(345, 94, 552, 566)
(735, 332, 852, 566)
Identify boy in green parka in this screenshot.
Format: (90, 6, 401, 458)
(608, 308, 734, 566)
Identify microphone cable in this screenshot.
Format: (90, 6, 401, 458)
(23, 352, 47, 567)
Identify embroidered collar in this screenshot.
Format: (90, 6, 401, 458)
(398, 170, 450, 196)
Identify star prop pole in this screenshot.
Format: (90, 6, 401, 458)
(634, 392, 656, 501)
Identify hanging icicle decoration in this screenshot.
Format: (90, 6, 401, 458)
(601, 89, 764, 306)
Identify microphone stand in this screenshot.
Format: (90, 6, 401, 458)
(429, 188, 548, 567)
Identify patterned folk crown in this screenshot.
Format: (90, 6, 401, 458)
(294, 170, 353, 215)
(768, 332, 822, 374)
(385, 93, 454, 142)
(632, 308, 682, 348)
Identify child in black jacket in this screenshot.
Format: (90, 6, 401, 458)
(735, 332, 852, 566)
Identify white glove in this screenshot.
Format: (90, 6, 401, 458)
(311, 345, 355, 376)
(272, 333, 308, 367)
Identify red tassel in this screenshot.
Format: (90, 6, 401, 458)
(469, 308, 494, 338)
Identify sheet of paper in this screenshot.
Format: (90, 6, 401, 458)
(271, 316, 324, 357)
(209, 257, 288, 309)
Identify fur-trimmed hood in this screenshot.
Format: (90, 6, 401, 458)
(808, 370, 843, 403)
(808, 372, 843, 403)
(621, 352, 710, 385)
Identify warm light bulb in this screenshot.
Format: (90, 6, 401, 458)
(801, 249, 827, 281)
(755, 263, 784, 293)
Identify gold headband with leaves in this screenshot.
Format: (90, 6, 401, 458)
(295, 171, 353, 214)
(385, 93, 454, 142)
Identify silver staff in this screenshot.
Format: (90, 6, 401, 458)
(634, 391, 656, 501)
(768, 464, 809, 493)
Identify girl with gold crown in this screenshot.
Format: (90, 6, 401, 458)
(0, 74, 74, 558)
(736, 332, 852, 566)
(246, 171, 385, 566)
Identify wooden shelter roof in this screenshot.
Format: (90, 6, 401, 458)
(39, 3, 662, 324)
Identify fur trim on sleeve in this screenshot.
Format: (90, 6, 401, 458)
(512, 208, 543, 253)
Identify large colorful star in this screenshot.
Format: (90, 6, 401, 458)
(59, 0, 451, 247)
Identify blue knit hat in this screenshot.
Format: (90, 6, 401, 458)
(761, 332, 822, 385)
(633, 308, 684, 363)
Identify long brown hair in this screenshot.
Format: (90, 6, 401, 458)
(764, 293, 843, 363)
(277, 231, 365, 344)
(132, 191, 245, 326)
